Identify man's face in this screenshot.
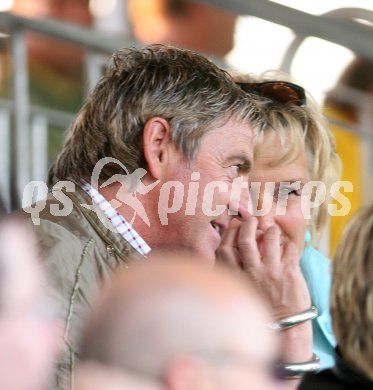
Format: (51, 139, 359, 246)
(153, 117, 253, 265)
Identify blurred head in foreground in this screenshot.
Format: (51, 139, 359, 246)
(77, 251, 277, 390)
(0, 218, 61, 390)
(331, 204, 373, 380)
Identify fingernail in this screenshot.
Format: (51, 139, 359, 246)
(268, 225, 279, 234)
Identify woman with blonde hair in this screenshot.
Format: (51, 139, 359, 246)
(217, 71, 341, 380)
(300, 204, 373, 388)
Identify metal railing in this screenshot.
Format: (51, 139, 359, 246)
(0, 12, 137, 210)
(202, 0, 373, 61)
(280, 7, 373, 73)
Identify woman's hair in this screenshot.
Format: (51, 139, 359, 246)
(331, 205, 373, 379)
(233, 70, 341, 243)
(48, 44, 262, 186)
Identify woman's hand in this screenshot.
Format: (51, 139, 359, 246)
(217, 217, 311, 317)
(216, 216, 313, 365)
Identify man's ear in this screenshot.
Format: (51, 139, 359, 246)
(143, 117, 173, 180)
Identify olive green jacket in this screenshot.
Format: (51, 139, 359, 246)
(19, 186, 140, 390)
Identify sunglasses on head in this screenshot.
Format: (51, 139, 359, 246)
(237, 81, 307, 107)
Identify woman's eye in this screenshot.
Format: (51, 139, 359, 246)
(230, 165, 240, 175)
(229, 164, 250, 177)
(278, 186, 299, 198)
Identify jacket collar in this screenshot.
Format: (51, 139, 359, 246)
(63, 185, 142, 262)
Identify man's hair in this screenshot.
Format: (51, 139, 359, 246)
(48, 44, 261, 185)
(233, 70, 341, 243)
(331, 205, 373, 379)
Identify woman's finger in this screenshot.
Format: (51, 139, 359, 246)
(236, 216, 261, 270)
(261, 225, 281, 267)
(216, 220, 241, 269)
(282, 240, 301, 270)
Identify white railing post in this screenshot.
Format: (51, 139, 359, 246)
(0, 107, 11, 211)
(11, 28, 31, 207)
(31, 114, 48, 185)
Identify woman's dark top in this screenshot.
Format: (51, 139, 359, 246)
(299, 348, 373, 389)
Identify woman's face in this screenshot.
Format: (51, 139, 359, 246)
(249, 133, 311, 256)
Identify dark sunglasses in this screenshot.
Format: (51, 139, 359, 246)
(237, 81, 307, 107)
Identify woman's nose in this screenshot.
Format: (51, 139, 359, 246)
(228, 187, 252, 221)
(255, 189, 277, 231)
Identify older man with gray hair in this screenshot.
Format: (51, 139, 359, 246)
(20, 44, 261, 389)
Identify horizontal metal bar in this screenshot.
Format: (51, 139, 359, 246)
(29, 106, 74, 129)
(1, 97, 371, 141)
(200, 0, 373, 61)
(328, 118, 373, 142)
(323, 7, 373, 21)
(280, 7, 373, 72)
(0, 98, 75, 128)
(0, 12, 138, 53)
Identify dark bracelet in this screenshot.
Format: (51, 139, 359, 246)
(270, 306, 318, 331)
(274, 353, 321, 379)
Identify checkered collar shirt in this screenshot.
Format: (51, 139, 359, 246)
(80, 181, 151, 257)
